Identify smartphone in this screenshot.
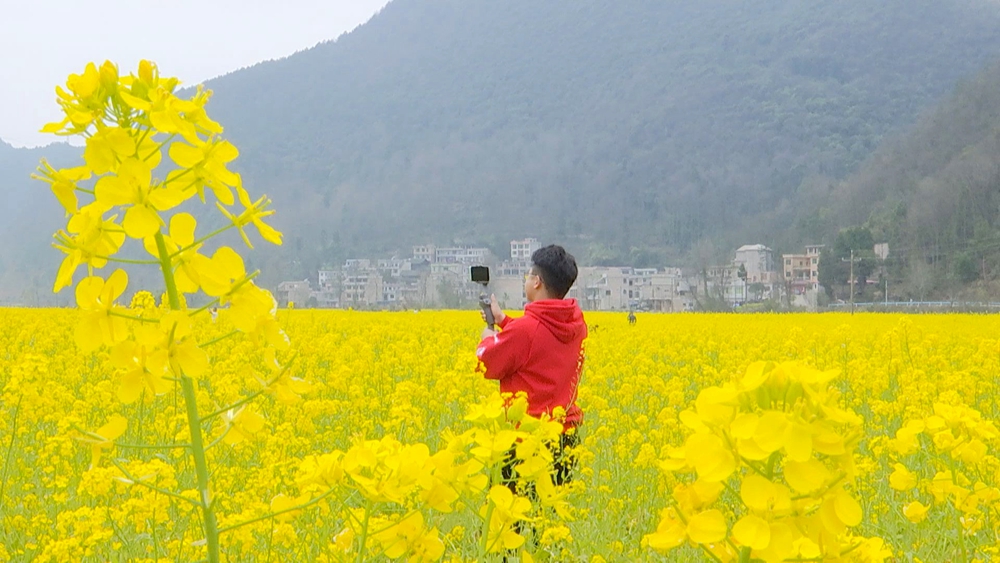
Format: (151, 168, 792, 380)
(470, 265, 490, 284)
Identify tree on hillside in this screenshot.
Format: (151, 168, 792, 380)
(819, 226, 877, 299)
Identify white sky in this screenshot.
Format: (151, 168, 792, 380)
(0, 0, 390, 147)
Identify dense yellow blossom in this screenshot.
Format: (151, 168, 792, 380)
(3, 311, 1000, 560)
(14, 58, 1000, 562)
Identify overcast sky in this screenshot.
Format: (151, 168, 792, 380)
(0, 0, 390, 147)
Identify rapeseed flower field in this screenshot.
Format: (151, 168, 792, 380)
(3, 309, 1000, 561)
(10, 59, 1000, 562)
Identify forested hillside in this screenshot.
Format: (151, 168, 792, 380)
(0, 141, 77, 304)
(203, 0, 1000, 273)
(818, 60, 1000, 300)
(3, 0, 1000, 301)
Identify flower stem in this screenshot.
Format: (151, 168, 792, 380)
(355, 499, 373, 563)
(182, 375, 221, 562)
(155, 230, 219, 563)
(155, 233, 181, 311)
(0, 394, 23, 514)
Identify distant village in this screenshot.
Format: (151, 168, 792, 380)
(274, 238, 828, 312)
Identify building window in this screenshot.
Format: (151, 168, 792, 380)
(812, 258, 817, 264)
(785, 271, 791, 278)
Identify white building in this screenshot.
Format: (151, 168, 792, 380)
(434, 246, 491, 264)
(734, 244, 776, 284)
(412, 245, 435, 262)
(510, 238, 541, 260)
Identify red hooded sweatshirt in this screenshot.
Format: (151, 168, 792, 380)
(476, 298, 587, 430)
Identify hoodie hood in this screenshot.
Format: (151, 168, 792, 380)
(525, 298, 587, 343)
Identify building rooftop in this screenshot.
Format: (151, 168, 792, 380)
(736, 244, 773, 252)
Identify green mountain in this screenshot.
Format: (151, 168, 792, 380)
(4, 0, 1000, 301)
(0, 141, 78, 305)
(819, 59, 1000, 299)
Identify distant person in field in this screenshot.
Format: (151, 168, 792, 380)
(476, 244, 587, 487)
(628, 311, 636, 325)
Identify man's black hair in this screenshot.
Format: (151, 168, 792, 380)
(530, 245, 578, 298)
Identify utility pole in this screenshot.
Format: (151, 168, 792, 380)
(850, 249, 855, 315)
(842, 249, 862, 315)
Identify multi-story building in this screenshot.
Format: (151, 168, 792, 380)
(702, 264, 746, 305)
(510, 238, 541, 260)
(275, 280, 311, 308)
(571, 267, 637, 311)
(341, 269, 383, 307)
(638, 268, 694, 312)
(344, 258, 372, 270)
(412, 245, 435, 263)
(734, 244, 776, 284)
(433, 246, 491, 264)
(317, 269, 338, 289)
(782, 244, 824, 294)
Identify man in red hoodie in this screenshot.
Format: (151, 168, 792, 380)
(476, 244, 587, 486)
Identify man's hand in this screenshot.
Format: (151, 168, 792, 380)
(479, 293, 506, 326)
(481, 327, 497, 339)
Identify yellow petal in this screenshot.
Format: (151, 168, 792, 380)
(753, 411, 790, 453)
(75, 314, 104, 352)
(214, 247, 246, 279)
(174, 342, 209, 377)
(741, 474, 776, 512)
(170, 213, 197, 246)
(96, 415, 128, 441)
(687, 509, 727, 544)
(123, 205, 162, 238)
(732, 514, 770, 550)
(95, 175, 135, 206)
(684, 432, 735, 483)
(117, 371, 144, 404)
(783, 459, 829, 494)
(903, 500, 929, 524)
(119, 90, 152, 111)
(147, 187, 188, 211)
(784, 420, 812, 462)
(644, 511, 686, 552)
(254, 219, 283, 246)
(76, 276, 105, 308)
(742, 361, 773, 390)
(169, 141, 203, 168)
(730, 413, 759, 440)
(833, 489, 862, 527)
(104, 269, 129, 302)
(54, 254, 81, 293)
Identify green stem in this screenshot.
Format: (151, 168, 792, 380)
(109, 457, 201, 507)
(355, 499, 373, 563)
(738, 546, 751, 563)
(115, 441, 191, 450)
(145, 133, 175, 162)
(107, 310, 160, 323)
(199, 356, 295, 423)
(97, 255, 161, 266)
(155, 233, 181, 311)
(0, 394, 23, 513)
(948, 456, 968, 562)
(479, 496, 496, 559)
(189, 297, 223, 318)
(217, 487, 339, 534)
(181, 375, 221, 562)
(169, 224, 236, 259)
(198, 330, 239, 348)
(155, 230, 219, 563)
